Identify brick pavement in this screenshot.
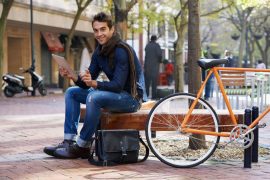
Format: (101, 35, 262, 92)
(1, 93, 270, 179)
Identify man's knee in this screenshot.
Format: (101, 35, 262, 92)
(86, 90, 103, 105)
(64, 86, 80, 99)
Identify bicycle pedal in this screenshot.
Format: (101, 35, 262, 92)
(258, 123, 266, 128)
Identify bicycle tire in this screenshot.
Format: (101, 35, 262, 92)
(145, 93, 220, 168)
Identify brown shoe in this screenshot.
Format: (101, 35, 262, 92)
(53, 143, 90, 159)
(43, 140, 75, 156)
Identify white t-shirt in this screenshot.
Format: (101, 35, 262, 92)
(256, 63, 266, 69)
(80, 47, 91, 73)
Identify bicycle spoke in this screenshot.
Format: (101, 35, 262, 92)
(146, 93, 220, 168)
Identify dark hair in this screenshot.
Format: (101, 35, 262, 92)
(150, 35, 157, 41)
(92, 12, 113, 29)
(258, 60, 263, 64)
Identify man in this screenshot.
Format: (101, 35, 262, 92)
(144, 35, 162, 99)
(202, 47, 214, 101)
(224, 50, 234, 67)
(44, 12, 146, 159)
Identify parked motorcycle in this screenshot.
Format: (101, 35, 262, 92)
(2, 67, 47, 97)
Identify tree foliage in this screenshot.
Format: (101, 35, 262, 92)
(105, 0, 137, 40)
(222, 0, 269, 67)
(125, 0, 167, 42)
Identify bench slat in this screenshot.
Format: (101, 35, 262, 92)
(80, 108, 244, 132)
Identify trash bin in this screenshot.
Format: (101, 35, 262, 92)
(156, 88, 174, 99)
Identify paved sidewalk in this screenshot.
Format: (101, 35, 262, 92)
(1, 93, 270, 179)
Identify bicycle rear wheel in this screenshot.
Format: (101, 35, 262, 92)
(145, 93, 220, 168)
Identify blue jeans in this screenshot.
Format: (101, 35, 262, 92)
(204, 77, 214, 99)
(64, 86, 141, 148)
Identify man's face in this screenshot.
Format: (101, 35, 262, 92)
(92, 21, 114, 45)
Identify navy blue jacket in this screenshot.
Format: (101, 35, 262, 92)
(75, 45, 146, 101)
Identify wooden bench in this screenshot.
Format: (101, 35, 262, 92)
(80, 101, 244, 132)
(80, 102, 257, 168)
(217, 70, 252, 109)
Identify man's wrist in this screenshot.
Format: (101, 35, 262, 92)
(72, 75, 78, 83)
(91, 80, 97, 88)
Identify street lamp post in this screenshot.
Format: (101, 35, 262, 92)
(231, 33, 240, 67)
(30, 0, 36, 96)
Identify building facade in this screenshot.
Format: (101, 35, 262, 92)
(2, 0, 100, 88)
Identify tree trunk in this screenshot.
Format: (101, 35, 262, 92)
(238, 19, 246, 67)
(138, 0, 144, 65)
(236, 7, 253, 68)
(187, 0, 201, 95)
(113, 0, 137, 41)
(0, 0, 14, 96)
(254, 33, 270, 67)
(174, 10, 188, 93)
(264, 32, 270, 67)
(187, 0, 206, 150)
(62, 0, 92, 91)
(63, 8, 84, 91)
(114, 0, 128, 40)
(174, 36, 185, 93)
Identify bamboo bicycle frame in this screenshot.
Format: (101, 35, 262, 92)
(181, 66, 270, 138)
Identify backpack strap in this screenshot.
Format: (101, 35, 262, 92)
(138, 136, 149, 162)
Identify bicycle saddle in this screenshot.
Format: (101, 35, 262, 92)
(197, 58, 229, 70)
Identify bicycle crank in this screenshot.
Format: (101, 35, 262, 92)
(229, 124, 254, 149)
(258, 123, 266, 128)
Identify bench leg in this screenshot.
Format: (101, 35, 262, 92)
(151, 131, 156, 138)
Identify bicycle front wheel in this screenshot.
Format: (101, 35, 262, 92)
(146, 93, 220, 168)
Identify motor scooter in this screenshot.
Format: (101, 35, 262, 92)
(2, 67, 47, 97)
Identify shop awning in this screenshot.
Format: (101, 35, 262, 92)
(41, 32, 64, 52)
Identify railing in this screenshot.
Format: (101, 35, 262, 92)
(215, 71, 270, 111)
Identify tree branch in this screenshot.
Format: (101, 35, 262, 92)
(127, 0, 137, 12)
(76, 0, 80, 8)
(174, 10, 182, 29)
(201, 2, 233, 17)
(0, 0, 14, 21)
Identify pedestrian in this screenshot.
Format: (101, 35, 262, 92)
(224, 50, 234, 67)
(144, 35, 162, 99)
(164, 59, 174, 86)
(43, 12, 146, 159)
(202, 47, 214, 100)
(256, 60, 266, 69)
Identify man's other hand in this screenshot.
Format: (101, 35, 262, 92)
(81, 70, 97, 88)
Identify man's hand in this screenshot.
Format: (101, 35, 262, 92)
(81, 70, 97, 88)
(59, 67, 78, 82)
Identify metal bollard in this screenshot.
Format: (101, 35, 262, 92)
(252, 106, 259, 163)
(244, 109, 252, 168)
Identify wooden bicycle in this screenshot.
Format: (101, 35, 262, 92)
(145, 58, 270, 168)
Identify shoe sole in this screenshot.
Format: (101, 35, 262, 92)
(53, 150, 89, 159)
(53, 154, 89, 159)
(43, 148, 55, 157)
